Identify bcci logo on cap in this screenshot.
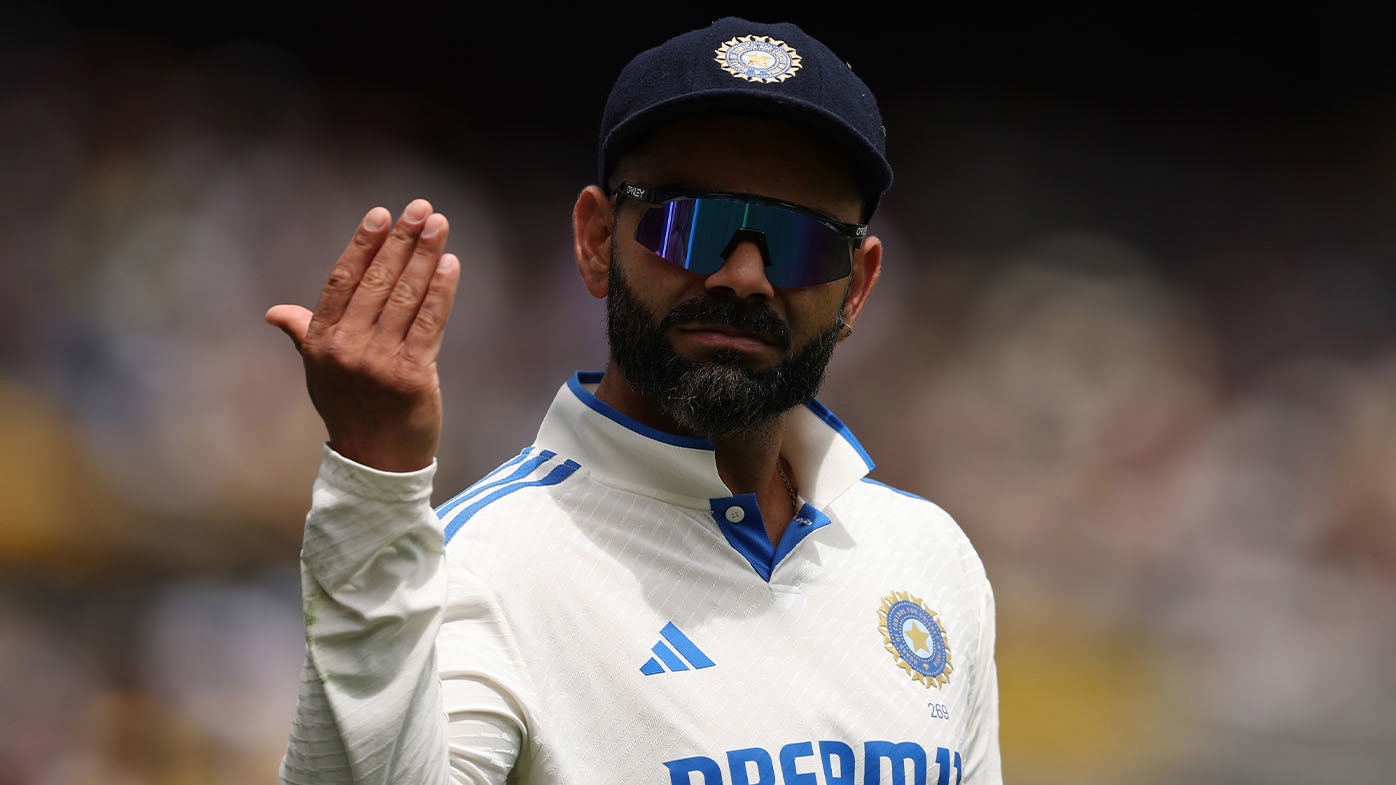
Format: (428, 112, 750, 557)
(878, 591, 953, 688)
(714, 35, 802, 83)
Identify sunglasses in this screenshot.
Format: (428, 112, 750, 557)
(615, 181, 867, 288)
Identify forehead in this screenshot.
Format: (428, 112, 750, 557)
(614, 115, 863, 223)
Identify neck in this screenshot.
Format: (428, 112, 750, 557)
(712, 419, 801, 547)
(594, 362, 802, 545)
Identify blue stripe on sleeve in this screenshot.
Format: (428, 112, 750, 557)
(435, 450, 558, 517)
(435, 449, 533, 514)
(443, 460, 580, 543)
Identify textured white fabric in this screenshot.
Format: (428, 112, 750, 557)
(282, 373, 1002, 785)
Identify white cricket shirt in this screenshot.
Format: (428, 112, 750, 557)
(282, 372, 1001, 785)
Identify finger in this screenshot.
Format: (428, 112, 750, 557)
(374, 212, 450, 341)
(402, 252, 460, 364)
(309, 207, 391, 334)
(265, 304, 314, 351)
(339, 198, 433, 333)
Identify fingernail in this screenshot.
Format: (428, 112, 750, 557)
(438, 253, 456, 273)
(364, 207, 388, 231)
(404, 200, 430, 223)
(422, 214, 446, 238)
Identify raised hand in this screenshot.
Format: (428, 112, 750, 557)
(267, 200, 461, 472)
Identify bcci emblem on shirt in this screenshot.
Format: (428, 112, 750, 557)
(878, 592, 953, 688)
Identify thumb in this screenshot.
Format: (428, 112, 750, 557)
(265, 304, 313, 351)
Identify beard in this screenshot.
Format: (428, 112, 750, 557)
(606, 260, 843, 438)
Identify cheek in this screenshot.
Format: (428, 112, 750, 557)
(781, 286, 845, 337)
(616, 242, 707, 309)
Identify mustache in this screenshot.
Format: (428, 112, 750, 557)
(659, 296, 792, 352)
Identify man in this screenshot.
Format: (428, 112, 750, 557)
(269, 17, 1001, 785)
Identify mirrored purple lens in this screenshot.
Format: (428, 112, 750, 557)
(633, 197, 852, 287)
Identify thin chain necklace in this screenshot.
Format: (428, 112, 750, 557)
(776, 458, 800, 512)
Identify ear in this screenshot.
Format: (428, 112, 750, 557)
(573, 185, 613, 299)
(838, 235, 882, 338)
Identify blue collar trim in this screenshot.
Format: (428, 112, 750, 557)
(567, 372, 714, 450)
(566, 371, 873, 470)
(802, 397, 875, 472)
(709, 497, 832, 581)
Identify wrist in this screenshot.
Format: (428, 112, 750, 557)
(328, 437, 437, 474)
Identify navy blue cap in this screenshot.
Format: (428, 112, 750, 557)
(599, 18, 892, 216)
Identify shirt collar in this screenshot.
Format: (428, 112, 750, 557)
(533, 371, 875, 507)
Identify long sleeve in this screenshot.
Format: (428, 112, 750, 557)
(961, 564, 1003, 784)
(280, 446, 523, 785)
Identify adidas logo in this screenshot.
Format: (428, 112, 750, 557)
(639, 622, 715, 675)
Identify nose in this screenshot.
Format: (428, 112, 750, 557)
(704, 230, 775, 301)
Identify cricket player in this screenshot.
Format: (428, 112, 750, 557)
(269, 17, 1001, 785)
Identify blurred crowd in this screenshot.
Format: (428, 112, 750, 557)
(2, 26, 1393, 785)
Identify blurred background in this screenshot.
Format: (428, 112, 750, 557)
(2, 6, 1392, 784)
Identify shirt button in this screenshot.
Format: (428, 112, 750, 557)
(725, 506, 745, 523)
